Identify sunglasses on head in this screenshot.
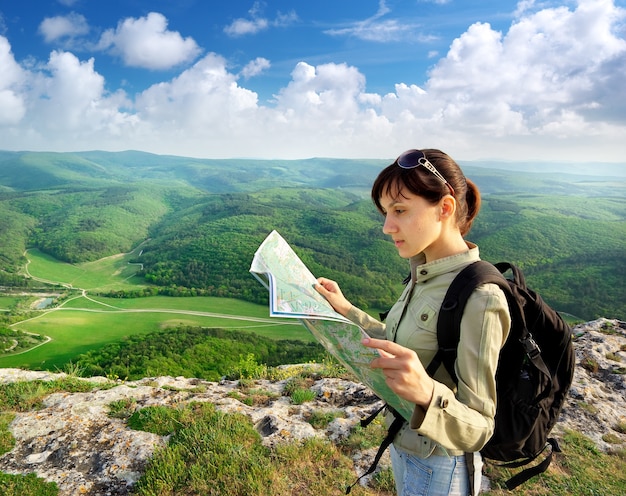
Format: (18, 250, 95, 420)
(396, 149, 455, 197)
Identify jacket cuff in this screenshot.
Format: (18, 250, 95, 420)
(409, 380, 452, 431)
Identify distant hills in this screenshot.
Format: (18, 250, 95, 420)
(0, 149, 624, 320)
(460, 159, 626, 177)
(2, 149, 624, 193)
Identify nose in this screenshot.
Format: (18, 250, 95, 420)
(382, 215, 396, 235)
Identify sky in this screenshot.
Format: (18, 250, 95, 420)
(0, 0, 625, 162)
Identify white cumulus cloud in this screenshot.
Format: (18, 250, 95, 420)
(0, 36, 26, 125)
(423, 0, 626, 153)
(97, 12, 201, 70)
(240, 57, 271, 79)
(0, 0, 624, 162)
(38, 12, 89, 44)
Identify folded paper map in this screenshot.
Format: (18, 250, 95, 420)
(250, 230, 414, 421)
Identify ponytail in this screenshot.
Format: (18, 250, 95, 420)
(460, 178, 481, 236)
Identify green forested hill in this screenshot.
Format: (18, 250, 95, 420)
(472, 195, 625, 319)
(0, 184, 203, 265)
(0, 150, 624, 320)
(132, 190, 625, 319)
(136, 188, 406, 310)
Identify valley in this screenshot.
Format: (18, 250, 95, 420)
(0, 150, 624, 375)
(1, 247, 307, 371)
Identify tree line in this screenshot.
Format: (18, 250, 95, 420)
(75, 326, 329, 381)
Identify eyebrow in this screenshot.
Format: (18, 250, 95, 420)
(380, 198, 405, 211)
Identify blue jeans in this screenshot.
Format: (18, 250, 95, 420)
(390, 445, 475, 496)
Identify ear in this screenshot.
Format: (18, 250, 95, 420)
(440, 196, 456, 220)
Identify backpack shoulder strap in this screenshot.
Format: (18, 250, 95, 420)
(429, 259, 551, 386)
(427, 261, 512, 382)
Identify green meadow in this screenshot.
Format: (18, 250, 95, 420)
(0, 297, 21, 312)
(2, 251, 309, 371)
(23, 247, 148, 291)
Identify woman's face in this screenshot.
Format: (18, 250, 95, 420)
(379, 186, 445, 261)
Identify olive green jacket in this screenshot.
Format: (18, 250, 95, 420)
(346, 243, 511, 458)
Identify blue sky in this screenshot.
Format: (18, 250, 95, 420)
(0, 0, 625, 162)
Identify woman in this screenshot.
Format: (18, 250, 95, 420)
(315, 149, 511, 496)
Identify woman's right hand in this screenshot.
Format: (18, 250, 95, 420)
(315, 277, 352, 316)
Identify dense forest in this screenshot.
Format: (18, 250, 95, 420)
(133, 188, 406, 310)
(75, 326, 328, 381)
(0, 150, 624, 321)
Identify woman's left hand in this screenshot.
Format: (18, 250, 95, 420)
(362, 337, 434, 408)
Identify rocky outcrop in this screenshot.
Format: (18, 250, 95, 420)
(0, 318, 624, 495)
(0, 372, 384, 495)
(553, 319, 626, 450)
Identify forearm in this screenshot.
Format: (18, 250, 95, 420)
(345, 306, 386, 339)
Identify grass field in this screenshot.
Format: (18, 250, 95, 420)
(2, 251, 313, 371)
(0, 297, 21, 312)
(3, 301, 308, 371)
(23, 248, 148, 291)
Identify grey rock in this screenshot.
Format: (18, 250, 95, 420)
(0, 318, 624, 495)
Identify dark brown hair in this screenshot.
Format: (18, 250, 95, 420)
(371, 148, 481, 236)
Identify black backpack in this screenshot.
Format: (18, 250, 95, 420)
(348, 260, 575, 494)
(430, 260, 575, 489)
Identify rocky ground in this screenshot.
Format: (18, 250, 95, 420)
(0, 318, 624, 495)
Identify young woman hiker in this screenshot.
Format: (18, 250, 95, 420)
(315, 148, 511, 496)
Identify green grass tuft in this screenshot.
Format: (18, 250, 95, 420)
(0, 472, 58, 496)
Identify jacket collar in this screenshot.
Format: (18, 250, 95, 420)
(409, 241, 480, 284)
